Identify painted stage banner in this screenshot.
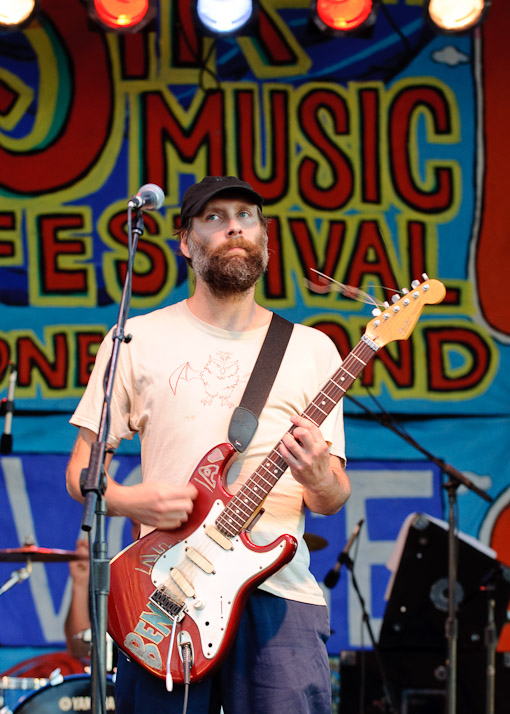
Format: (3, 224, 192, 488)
(0, 0, 510, 652)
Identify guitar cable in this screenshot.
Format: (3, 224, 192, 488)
(181, 642, 192, 714)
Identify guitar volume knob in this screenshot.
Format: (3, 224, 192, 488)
(193, 599, 206, 610)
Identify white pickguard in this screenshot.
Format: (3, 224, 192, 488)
(150, 500, 287, 660)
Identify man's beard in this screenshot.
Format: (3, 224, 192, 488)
(186, 234, 269, 297)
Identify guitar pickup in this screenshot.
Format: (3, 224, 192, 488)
(205, 525, 233, 550)
(186, 546, 215, 574)
(169, 568, 195, 598)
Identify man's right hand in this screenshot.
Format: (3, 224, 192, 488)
(66, 426, 198, 531)
(110, 480, 198, 530)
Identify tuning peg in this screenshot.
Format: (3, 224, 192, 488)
(371, 308, 382, 316)
(383, 301, 390, 309)
(411, 280, 420, 289)
(401, 287, 409, 294)
(422, 273, 429, 280)
(391, 294, 400, 303)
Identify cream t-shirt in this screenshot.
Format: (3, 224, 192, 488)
(71, 300, 346, 605)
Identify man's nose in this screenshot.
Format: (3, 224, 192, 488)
(226, 218, 242, 235)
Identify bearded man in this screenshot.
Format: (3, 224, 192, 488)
(66, 176, 351, 714)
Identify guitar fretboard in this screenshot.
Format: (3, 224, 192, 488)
(215, 334, 379, 537)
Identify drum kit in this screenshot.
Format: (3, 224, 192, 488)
(0, 532, 328, 712)
(0, 543, 110, 714)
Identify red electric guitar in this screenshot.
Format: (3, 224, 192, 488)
(107, 276, 446, 685)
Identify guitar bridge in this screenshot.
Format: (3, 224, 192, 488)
(149, 584, 185, 621)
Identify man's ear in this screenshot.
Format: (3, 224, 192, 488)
(180, 233, 190, 259)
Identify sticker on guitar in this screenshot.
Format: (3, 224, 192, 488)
(107, 275, 446, 686)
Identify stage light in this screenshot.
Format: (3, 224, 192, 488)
(89, 0, 154, 32)
(194, 0, 256, 36)
(311, 0, 379, 35)
(0, 0, 37, 30)
(425, 0, 490, 33)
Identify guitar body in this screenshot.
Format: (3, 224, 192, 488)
(108, 442, 298, 684)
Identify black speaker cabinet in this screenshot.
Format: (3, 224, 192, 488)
(379, 513, 510, 652)
(339, 650, 510, 714)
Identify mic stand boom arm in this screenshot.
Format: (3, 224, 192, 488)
(346, 394, 492, 714)
(79, 208, 145, 714)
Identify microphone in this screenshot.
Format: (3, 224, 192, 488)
(128, 183, 165, 211)
(323, 518, 364, 589)
(1, 362, 17, 455)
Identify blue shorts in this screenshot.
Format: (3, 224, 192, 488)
(114, 590, 332, 714)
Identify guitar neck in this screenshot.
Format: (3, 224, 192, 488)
(215, 334, 379, 537)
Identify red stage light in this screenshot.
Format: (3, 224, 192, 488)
(92, 0, 150, 30)
(314, 0, 375, 33)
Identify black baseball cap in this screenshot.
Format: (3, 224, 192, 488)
(180, 176, 263, 223)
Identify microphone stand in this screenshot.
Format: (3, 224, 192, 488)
(346, 395, 492, 714)
(343, 552, 398, 714)
(79, 206, 145, 714)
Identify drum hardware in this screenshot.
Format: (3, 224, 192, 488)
(0, 562, 31, 596)
(0, 545, 88, 563)
(0, 668, 64, 713)
(0, 541, 87, 595)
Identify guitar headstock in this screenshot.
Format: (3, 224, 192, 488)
(365, 275, 446, 347)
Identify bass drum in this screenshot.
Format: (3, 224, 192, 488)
(13, 675, 115, 713)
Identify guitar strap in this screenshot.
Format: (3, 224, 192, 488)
(228, 312, 294, 453)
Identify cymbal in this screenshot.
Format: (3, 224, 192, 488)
(303, 533, 328, 552)
(0, 546, 87, 563)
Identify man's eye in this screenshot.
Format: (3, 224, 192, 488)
(239, 211, 251, 218)
(206, 213, 220, 221)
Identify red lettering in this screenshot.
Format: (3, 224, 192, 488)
(142, 90, 225, 189)
(344, 221, 399, 293)
(120, 34, 149, 79)
(359, 88, 380, 204)
(361, 340, 414, 388)
(0, 340, 11, 377)
(17, 334, 68, 389)
(389, 85, 454, 212)
(288, 218, 345, 288)
(108, 212, 168, 297)
(256, 8, 298, 64)
(234, 89, 289, 202)
(0, 213, 16, 258)
(37, 215, 88, 294)
(425, 327, 491, 392)
(0, 0, 113, 194)
(174, 0, 201, 66)
(263, 217, 285, 299)
(298, 89, 354, 210)
(76, 332, 104, 387)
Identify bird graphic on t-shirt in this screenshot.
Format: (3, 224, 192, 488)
(169, 352, 244, 407)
